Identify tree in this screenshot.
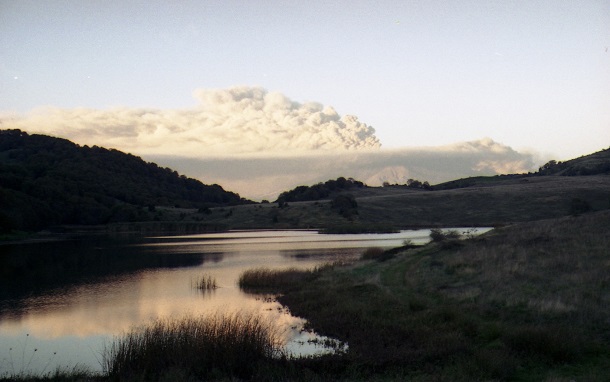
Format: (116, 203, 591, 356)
(331, 194, 358, 219)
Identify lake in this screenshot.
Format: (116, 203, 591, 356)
(0, 228, 488, 376)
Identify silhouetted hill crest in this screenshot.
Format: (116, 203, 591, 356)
(0, 129, 251, 231)
(537, 147, 610, 176)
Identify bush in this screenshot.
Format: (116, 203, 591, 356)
(331, 194, 358, 219)
(429, 229, 461, 242)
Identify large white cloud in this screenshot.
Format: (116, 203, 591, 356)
(0, 86, 380, 155)
(1, 87, 538, 200)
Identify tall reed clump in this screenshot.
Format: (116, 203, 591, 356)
(103, 312, 284, 380)
(191, 274, 218, 290)
(238, 267, 316, 291)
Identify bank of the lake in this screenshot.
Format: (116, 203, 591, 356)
(266, 210, 610, 381)
(1, 229, 449, 380)
(2, 214, 608, 381)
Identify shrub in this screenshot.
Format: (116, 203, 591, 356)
(429, 229, 461, 242)
(331, 194, 358, 219)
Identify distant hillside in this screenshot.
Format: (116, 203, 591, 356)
(202, 147, 610, 231)
(433, 146, 610, 190)
(275, 177, 433, 203)
(0, 129, 250, 232)
(537, 147, 610, 176)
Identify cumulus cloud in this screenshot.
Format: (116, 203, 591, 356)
(0, 86, 537, 200)
(0, 86, 380, 155)
(150, 138, 536, 200)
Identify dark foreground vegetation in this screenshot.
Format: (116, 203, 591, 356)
(0, 129, 250, 232)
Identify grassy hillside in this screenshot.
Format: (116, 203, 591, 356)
(537, 146, 610, 176)
(190, 147, 610, 231)
(263, 210, 610, 380)
(0, 129, 250, 232)
(180, 174, 610, 230)
(98, 210, 609, 380)
(434, 146, 610, 190)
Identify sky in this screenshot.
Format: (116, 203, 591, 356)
(1, 1, 609, 199)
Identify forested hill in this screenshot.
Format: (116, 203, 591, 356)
(0, 129, 250, 231)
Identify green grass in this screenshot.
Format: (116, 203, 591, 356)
(191, 274, 218, 290)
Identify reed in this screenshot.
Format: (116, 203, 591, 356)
(191, 274, 218, 290)
(238, 267, 315, 291)
(103, 312, 283, 380)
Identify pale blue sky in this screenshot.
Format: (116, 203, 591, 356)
(1, 0, 609, 160)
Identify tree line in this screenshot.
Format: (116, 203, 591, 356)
(0, 130, 251, 232)
(275, 177, 365, 203)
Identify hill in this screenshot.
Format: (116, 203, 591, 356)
(536, 147, 610, 176)
(190, 147, 610, 230)
(433, 146, 610, 190)
(0, 129, 250, 232)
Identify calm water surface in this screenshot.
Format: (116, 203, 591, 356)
(0, 228, 488, 375)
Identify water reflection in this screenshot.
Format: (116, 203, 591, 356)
(0, 229, 489, 375)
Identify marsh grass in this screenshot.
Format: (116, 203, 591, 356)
(238, 267, 318, 292)
(103, 312, 284, 380)
(191, 274, 217, 290)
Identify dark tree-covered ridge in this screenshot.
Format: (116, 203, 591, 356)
(0, 129, 251, 231)
(275, 177, 365, 203)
